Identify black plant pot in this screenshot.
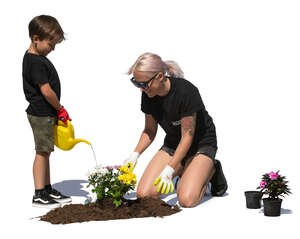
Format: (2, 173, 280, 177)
(263, 198, 282, 217)
(244, 191, 262, 209)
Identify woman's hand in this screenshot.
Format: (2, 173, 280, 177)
(123, 152, 140, 172)
(154, 165, 175, 194)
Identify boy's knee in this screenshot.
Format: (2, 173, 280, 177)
(36, 152, 50, 158)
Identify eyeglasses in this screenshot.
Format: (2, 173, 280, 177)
(130, 73, 158, 90)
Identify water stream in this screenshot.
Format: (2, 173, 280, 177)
(90, 144, 98, 167)
(85, 144, 98, 204)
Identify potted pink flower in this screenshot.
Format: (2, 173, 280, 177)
(257, 170, 291, 216)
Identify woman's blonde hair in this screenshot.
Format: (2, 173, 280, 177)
(128, 53, 184, 78)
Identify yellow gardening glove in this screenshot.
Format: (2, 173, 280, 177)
(154, 165, 175, 194)
(123, 152, 140, 172)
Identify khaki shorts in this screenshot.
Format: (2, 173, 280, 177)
(27, 114, 56, 153)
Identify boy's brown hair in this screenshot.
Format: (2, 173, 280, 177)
(29, 15, 65, 42)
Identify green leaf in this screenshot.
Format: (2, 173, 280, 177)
(113, 199, 122, 207)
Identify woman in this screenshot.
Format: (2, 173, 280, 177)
(123, 53, 227, 208)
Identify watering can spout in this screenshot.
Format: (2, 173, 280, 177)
(72, 138, 91, 147)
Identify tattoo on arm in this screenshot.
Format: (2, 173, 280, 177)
(181, 112, 196, 137)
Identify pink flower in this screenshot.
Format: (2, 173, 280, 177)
(260, 181, 267, 188)
(268, 171, 279, 180)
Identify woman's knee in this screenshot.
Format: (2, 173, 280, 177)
(178, 191, 202, 208)
(136, 186, 159, 199)
(136, 184, 159, 198)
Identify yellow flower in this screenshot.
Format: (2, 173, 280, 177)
(119, 166, 129, 174)
(118, 172, 135, 185)
(117, 168, 137, 186)
(118, 174, 125, 182)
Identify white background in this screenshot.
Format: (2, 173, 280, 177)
(0, 0, 299, 238)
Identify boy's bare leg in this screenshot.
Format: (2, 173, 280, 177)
(45, 153, 51, 186)
(33, 152, 50, 190)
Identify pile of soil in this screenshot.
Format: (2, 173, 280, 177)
(40, 198, 181, 224)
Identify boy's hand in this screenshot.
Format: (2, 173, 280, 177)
(57, 106, 71, 124)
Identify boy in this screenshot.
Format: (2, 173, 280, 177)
(23, 15, 72, 208)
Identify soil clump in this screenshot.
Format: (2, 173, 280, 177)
(40, 197, 181, 224)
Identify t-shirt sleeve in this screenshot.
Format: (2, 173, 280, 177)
(141, 92, 154, 115)
(30, 62, 49, 85)
(179, 87, 205, 118)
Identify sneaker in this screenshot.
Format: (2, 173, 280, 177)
(47, 188, 72, 203)
(32, 190, 61, 209)
(210, 160, 228, 196)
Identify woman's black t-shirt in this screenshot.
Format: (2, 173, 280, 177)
(22, 51, 61, 117)
(141, 77, 217, 156)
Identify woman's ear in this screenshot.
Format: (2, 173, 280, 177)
(158, 72, 164, 81)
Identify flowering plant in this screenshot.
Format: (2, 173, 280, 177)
(87, 164, 136, 207)
(257, 170, 291, 200)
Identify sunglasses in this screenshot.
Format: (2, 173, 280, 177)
(130, 73, 158, 90)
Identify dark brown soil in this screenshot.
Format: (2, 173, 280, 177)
(40, 198, 181, 224)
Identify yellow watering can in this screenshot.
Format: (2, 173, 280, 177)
(54, 120, 91, 150)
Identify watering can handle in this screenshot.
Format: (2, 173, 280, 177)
(57, 119, 70, 127)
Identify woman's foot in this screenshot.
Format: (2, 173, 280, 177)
(210, 160, 228, 196)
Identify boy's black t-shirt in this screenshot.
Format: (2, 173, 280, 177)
(141, 77, 217, 157)
(22, 51, 61, 117)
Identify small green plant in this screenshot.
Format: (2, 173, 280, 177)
(257, 171, 291, 199)
(87, 165, 136, 207)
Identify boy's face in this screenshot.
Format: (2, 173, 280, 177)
(32, 35, 59, 56)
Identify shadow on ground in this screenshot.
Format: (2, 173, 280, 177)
(165, 178, 229, 207)
(259, 207, 293, 215)
(123, 183, 229, 208)
(281, 208, 293, 214)
(52, 180, 89, 197)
